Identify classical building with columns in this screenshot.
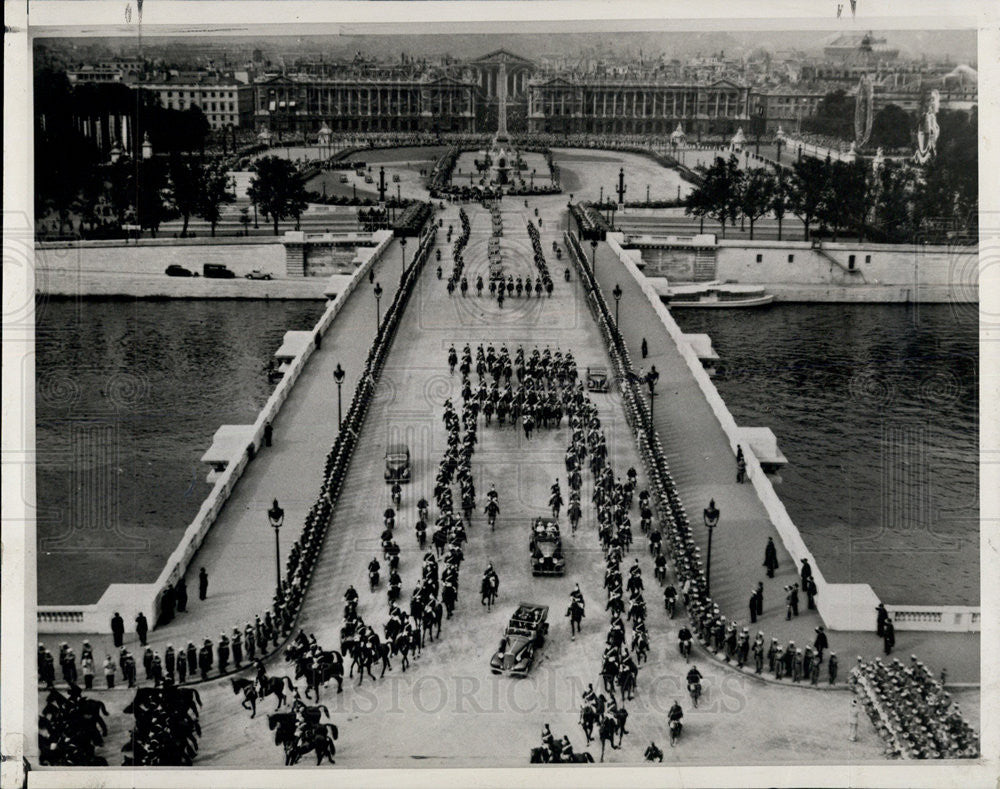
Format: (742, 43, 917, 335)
(526, 76, 752, 136)
(253, 73, 478, 135)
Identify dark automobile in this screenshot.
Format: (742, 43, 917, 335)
(529, 517, 565, 576)
(165, 264, 194, 277)
(384, 443, 411, 483)
(490, 604, 549, 676)
(203, 263, 236, 279)
(586, 366, 610, 393)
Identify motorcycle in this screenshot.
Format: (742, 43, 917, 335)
(564, 268, 571, 282)
(437, 266, 443, 279)
(369, 569, 380, 590)
(679, 637, 692, 663)
(687, 681, 701, 708)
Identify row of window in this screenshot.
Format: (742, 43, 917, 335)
(755, 253, 873, 265)
(167, 101, 237, 112)
(164, 90, 240, 99)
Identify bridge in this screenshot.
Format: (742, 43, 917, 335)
(30, 151, 979, 767)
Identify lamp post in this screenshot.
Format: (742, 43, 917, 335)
(374, 281, 383, 331)
(646, 184, 650, 204)
(613, 283, 622, 327)
(590, 239, 598, 277)
(253, 202, 259, 229)
(268, 498, 285, 594)
(333, 363, 345, 429)
(703, 499, 720, 596)
(399, 238, 407, 283)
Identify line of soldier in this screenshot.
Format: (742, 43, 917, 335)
(850, 656, 979, 759)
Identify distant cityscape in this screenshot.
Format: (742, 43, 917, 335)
(36, 32, 977, 145)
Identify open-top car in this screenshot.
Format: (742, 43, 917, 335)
(384, 443, 411, 483)
(490, 603, 549, 676)
(586, 366, 610, 393)
(529, 517, 565, 576)
(245, 269, 272, 280)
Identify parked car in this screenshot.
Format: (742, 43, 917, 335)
(339, 174, 349, 184)
(245, 269, 273, 280)
(529, 518, 565, 576)
(392, 174, 401, 183)
(490, 604, 549, 676)
(586, 366, 610, 393)
(165, 264, 194, 277)
(384, 443, 411, 483)
(364, 175, 374, 184)
(203, 263, 236, 279)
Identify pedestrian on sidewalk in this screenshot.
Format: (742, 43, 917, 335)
(875, 602, 889, 637)
(763, 538, 779, 578)
(111, 612, 125, 647)
(175, 577, 188, 613)
(103, 655, 116, 689)
(814, 626, 828, 663)
(791, 583, 800, 617)
(81, 654, 95, 690)
(199, 567, 209, 601)
(135, 612, 149, 646)
(641, 338, 648, 359)
(123, 651, 137, 688)
(849, 698, 860, 742)
(828, 653, 838, 685)
(755, 581, 764, 616)
(883, 618, 896, 655)
(264, 422, 273, 447)
(736, 445, 746, 483)
(748, 589, 758, 624)
(805, 575, 818, 610)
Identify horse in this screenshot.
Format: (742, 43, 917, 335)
(285, 723, 338, 766)
(254, 674, 296, 711)
(231, 677, 259, 717)
(567, 599, 585, 640)
(579, 704, 598, 744)
(598, 717, 619, 762)
(480, 574, 498, 611)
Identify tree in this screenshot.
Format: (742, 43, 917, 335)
(197, 160, 235, 237)
(689, 156, 742, 238)
(738, 168, 774, 240)
(135, 158, 168, 237)
(788, 157, 829, 240)
(870, 104, 913, 150)
(873, 161, 917, 243)
(771, 168, 789, 241)
(168, 156, 201, 237)
(836, 160, 872, 242)
(802, 90, 855, 139)
(247, 156, 309, 236)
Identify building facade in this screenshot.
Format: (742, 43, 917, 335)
(526, 77, 751, 136)
(252, 74, 478, 134)
(138, 79, 254, 129)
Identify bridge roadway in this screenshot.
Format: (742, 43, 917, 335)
(42, 200, 907, 767)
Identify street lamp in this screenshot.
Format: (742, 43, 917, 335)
(268, 498, 285, 594)
(399, 238, 407, 283)
(333, 363, 345, 429)
(646, 184, 650, 204)
(374, 281, 383, 331)
(612, 283, 622, 327)
(703, 499, 720, 596)
(590, 239, 598, 276)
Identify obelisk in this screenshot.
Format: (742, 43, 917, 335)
(496, 58, 509, 141)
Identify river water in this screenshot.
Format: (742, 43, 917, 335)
(672, 303, 979, 606)
(34, 298, 328, 604)
(35, 299, 978, 607)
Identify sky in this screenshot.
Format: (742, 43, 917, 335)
(37, 29, 978, 66)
